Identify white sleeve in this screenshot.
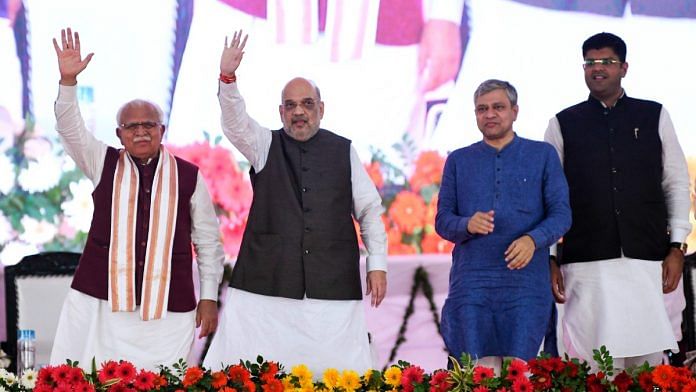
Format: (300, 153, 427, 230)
(543, 116, 564, 165)
(425, 0, 464, 24)
(218, 82, 272, 172)
(54, 84, 108, 183)
(658, 107, 692, 242)
(190, 172, 225, 301)
(350, 146, 387, 272)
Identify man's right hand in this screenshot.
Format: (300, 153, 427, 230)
(52, 27, 94, 86)
(550, 258, 566, 303)
(220, 30, 248, 77)
(467, 210, 495, 235)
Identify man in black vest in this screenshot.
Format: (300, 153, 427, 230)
(203, 31, 388, 374)
(544, 32, 691, 369)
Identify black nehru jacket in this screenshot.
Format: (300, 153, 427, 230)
(231, 128, 362, 300)
(558, 94, 669, 264)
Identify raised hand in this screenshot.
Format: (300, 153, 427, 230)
(52, 27, 94, 86)
(220, 30, 248, 77)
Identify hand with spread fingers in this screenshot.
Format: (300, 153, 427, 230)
(220, 29, 248, 77)
(52, 27, 94, 86)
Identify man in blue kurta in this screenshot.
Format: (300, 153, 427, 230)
(435, 79, 571, 372)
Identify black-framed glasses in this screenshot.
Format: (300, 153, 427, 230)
(583, 58, 621, 68)
(119, 121, 161, 131)
(283, 98, 317, 111)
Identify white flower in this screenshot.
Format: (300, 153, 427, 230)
(0, 154, 14, 195)
(17, 155, 62, 193)
(0, 212, 13, 245)
(0, 368, 16, 384)
(0, 241, 39, 266)
(20, 368, 36, 389)
(61, 179, 95, 233)
(19, 216, 57, 245)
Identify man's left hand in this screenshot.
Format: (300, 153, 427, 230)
(196, 299, 218, 338)
(662, 248, 684, 294)
(505, 235, 536, 269)
(366, 271, 387, 308)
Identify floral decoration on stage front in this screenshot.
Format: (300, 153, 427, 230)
(0, 347, 693, 391)
(0, 116, 90, 266)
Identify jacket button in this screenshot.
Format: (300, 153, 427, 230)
(304, 249, 310, 255)
(304, 227, 311, 233)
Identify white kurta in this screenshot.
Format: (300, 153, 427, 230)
(203, 82, 387, 375)
(50, 290, 195, 371)
(545, 98, 691, 365)
(49, 85, 225, 369)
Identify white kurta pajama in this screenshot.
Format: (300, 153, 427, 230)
(203, 82, 387, 375)
(50, 85, 225, 370)
(545, 103, 691, 368)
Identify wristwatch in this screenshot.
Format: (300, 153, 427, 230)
(670, 242, 688, 255)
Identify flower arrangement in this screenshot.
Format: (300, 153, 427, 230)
(366, 149, 453, 255)
(167, 136, 252, 259)
(0, 112, 90, 266)
(0, 348, 692, 391)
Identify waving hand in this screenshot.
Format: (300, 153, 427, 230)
(220, 30, 248, 77)
(52, 27, 94, 86)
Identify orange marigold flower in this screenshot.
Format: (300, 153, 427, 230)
(262, 378, 284, 392)
(365, 161, 384, 189)
(683, 380, 696, 392)
(388, 191, 426, 235)
(421, 232, 453, 254)
(212, 371, 228, 389)
(183, 366, 205, 387)
(424, 194, 438, 228)
(228, 364, 252, 384)
(409, 151, 445, 193)
(652, 365, 675, 389)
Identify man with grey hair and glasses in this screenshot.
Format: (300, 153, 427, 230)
(436, 79, 570, 372)
(49, 27, 224, 370)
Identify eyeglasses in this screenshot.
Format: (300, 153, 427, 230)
(283, 98, 317, 111)
(583, 58, 621, 68)
(119, 121, 161, 131)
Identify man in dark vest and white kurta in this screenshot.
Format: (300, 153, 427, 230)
(544, 32, 691, 370)
(49, 28, 225, 370)
(203, 31, 388, 374)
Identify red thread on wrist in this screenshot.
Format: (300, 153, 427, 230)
(219, 72, 236, 84)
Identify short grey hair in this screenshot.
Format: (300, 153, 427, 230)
(116, 99, 165, 125)
(473, 79, 518, 107)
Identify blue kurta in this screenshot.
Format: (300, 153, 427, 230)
(435, 135, 571, 360)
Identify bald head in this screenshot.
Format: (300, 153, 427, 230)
(279, 77, 324, 141)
